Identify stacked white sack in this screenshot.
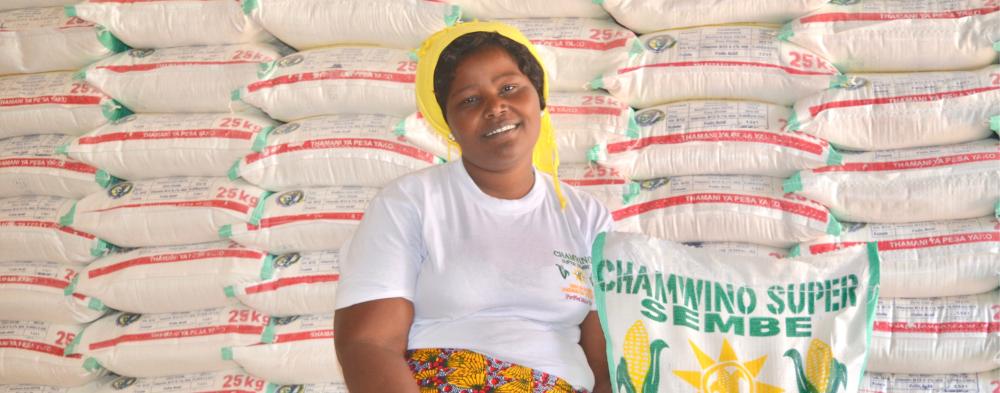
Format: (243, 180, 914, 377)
(0, 261, 107, 324)
(599, 0, 829, 33)
(0, 1, 78, 12)
(62, 177, 268, 247)
(594, 25, 839, 108)
(0, 7, 124, 75)
(612, 175, 841, 247)
(93, 371, 267, 393)
(0, 134, 109, 199)
(785, 139, 1000, 224)
(396, 112, 459, 160)
(781, 0, 1000, 72)
(682, 242, 789, 258)
(231, 114, 444, 190)
(453, 0, 606, 19)
(795, 217, 999, 298)
(867, 291, 1000, 374)
(83, 44, 290, 113)
(0, 320, 105, 386)
(0, 72, 130, 139)
(230, 250, 342, 317)
(0, 196, 108, 265)
(548, 91, 636, 163)
(230, 314, 342, 384)
(68, 0, 274, 48)
(243, 0, 460, 50)
(593, 100, 839, 179)
(63, 112, 278, 180)
(861, 371, 1000, 393)
(789, 66, 1000, 151)
(68, 306, 270, 377)
(236, 47, 417, 122)
(0, 377, 113, 393)
(70, 242, 272, 314)
(557, 163, 632, 211)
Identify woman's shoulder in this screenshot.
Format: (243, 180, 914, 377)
(375, 161, 458, 205)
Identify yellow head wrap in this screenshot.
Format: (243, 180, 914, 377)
(414, 21, 566, 209)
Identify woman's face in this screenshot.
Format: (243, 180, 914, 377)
(443, 45, 541, 173)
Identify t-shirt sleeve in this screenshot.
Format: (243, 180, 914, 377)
(335, 186, 424, 310)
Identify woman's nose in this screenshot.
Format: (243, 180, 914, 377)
(483, 95, 508, 119)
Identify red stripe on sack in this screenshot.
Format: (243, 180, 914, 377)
(808, 242, 866, 255)
(246, 70, 415, 93)
(814, 152, 999, 173)
(76, 129, 255, 145)
(0, 275, 69, 289)
(87, 0, 214, 2)
(617, 61, 836, 76)
(606, 130, 825, 155)
(547, 106, 624, 116)
(800, 7, 1000, 24)
(244, 138, 437, 165)
(88, 249, 265, 279)
(88, 199, 253, 214)
(873, 321, 1000, 334)
(0, 339, 67, 356)
(611, 192, 829, 222)
(0, 158, 98, 174)
(876, 231, 1000, 251)
(562, 178, 627, 186)
(0, 95, 102, 107)
(808, 86, 1000, 117)
(273, 329, 335, 344)
(96, 61, 260, 73)
(530, 38, 630, 51)
(0, 220, 96, 239)
(88, 324, 265, 350)
(243, 274, 340, 294)
(250, 212, 364, 230)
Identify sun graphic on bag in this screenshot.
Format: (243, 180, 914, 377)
(673, 339, 783, 393)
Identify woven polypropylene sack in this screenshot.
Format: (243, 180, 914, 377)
(595, 25, 839, 108)
(786, 139, 1000, 224)
(592, 232, 879, 393)
(64, 113, 278, 180)
(63, 177, 268, 248)
(782, 0, 1000, 72)
(0, 1, 78, 12)
(0, 7, 122, 75)
(558, 163, 632, 211)
(0, 261, 107, 324)
(454, 0, 605, 18)
(861, 371, 1000, 393)
(0, 196, 108, 265)
(682, 242, 789, 258)
(94, 371, 266, 393)
(231, 314, 342, 384)
(223, 187, 375, 254)
(232, 115, 443, 190)
(546, 91, 636, 164)
(0, 73, 130, 139)
(265, 383, 347, 393)
(0, 320, 104, 386)
(69, 307, 270, 378)
(69, 0, 273, 48)
(0, 377, 112, 393)
(867, 291, 1000, 374)
(613, 176, 841, 247)
(396, 112, 459, 160)
(232, 250, 341, 317)
(795, 217, 1000, 298)
(0, 134, 109, 199)
(594, 101, 838, 179)
(789, 66, 1000, 151)
(599, 0, 829, 34)
(72, 242, 271, 314)
(237, 47, 417, 122)
(84, 44, 288, 113)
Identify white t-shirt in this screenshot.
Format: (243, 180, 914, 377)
(335, 159, 613, 389)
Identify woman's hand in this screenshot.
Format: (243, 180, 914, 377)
(335, 297, 420, 393)
(581, 311, 612, 393)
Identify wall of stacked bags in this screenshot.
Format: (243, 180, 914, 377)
(0, 0, 997, 392)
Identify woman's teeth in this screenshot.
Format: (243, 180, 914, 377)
(485, 123, 517, 137)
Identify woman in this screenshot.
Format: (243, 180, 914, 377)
(334, 21, 613, 393)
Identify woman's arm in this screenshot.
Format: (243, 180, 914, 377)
(335, 297, 420, 393)
(580, 311, 612, 393)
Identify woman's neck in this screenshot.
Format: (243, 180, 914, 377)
(462, 158, 536, 200)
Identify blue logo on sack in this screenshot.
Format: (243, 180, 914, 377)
(107, 182, 133, 199)
(277, 190, 304, 207)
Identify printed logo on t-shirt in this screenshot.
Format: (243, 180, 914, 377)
(553, 250, 593, 306)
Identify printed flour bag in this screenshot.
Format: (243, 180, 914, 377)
(83, 44, 288, 113)
(230, 314, 342, 384)
(867, 292, 1000, 374)
(71, 242, 272, 314)
(236, 47, 417, 122)
(243, 0, 459, 50)
(789, 66, 1000, 151)
(501, 18, 638, 92)
(63, 113, 277, 180)
(558, 163, 633, 211)
(613, 176, 841, 247)
(62, 177, 268, 248)
(794, 217, 1000, 298)
(781, 0, 1000, 72)
(0, 73, 130, 138)
(396, 112, 460, 160)
(232, 115, 443, 190)
(592, 231, 879, 393)
(0, 135, 109, 199)
(594, 101, 838, 179)
(231, 250, 342, 317)
(0, 196, 108, 265)
(860, 371, 1000, 393)
(546, 91, 637, 164)
(0, 377, 113, 393)
(68, 0, 273, 49)
(0, 261, 106, 324)
(0, 1, 78, 12)
(453, 0, 606, 18)
(599, 0, 830, 34)
(684, 242, 789, 259)
(222, 187, 375, 253)
(595, 25, 839, 108)
(69, 306, 270, 377)
(785, 140, 1000, 224)
(0, 7, 124, 75)
(0, 320, 104, 386)
(93, 371, 267, 393)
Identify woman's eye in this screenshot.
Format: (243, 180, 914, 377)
(501, 84, 517, 93)
(461, 96, 478, 105)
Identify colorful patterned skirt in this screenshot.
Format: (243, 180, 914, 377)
(406, 348, 590, 393)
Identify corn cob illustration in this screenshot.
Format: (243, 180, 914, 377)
(616, 320, 669, 393)
(784, 339, 847, 393)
